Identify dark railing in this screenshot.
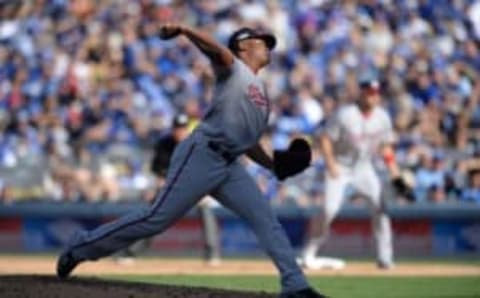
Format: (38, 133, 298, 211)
(0, 201, 479, 220)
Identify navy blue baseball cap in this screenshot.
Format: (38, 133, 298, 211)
(357, 68, 381, 90)
(228, 27, 276, 54)
(359, 79, 380, 90)
(358, 71, 380, 90)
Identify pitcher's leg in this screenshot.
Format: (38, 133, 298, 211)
(65, 142, 225, 263)
(213, 164, 309, 293)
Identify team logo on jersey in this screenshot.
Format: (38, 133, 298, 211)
(247, 84, 268, 107)
(349, 130, 386, 143)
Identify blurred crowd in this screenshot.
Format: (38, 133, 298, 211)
(0, 0, 479, 205)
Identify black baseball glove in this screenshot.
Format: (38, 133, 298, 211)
(273, 138, 312, 181)
(391, 176, 415, 202)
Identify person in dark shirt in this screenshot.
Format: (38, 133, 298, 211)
(150, 114, 191, 179)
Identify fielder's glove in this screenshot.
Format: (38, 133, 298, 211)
(391, 176, 415, 202)
(273, 138, 312, 181)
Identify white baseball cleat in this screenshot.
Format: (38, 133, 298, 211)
(300, 256, 346, 270)
(114, 256, 136, 266)
(206, 257, 222, 267)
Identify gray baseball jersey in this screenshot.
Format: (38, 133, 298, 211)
(301, 103, 394, 267)
(326, 104, 394, 167)
(61, 57, 309, 294)
(198, 58, 270, 155)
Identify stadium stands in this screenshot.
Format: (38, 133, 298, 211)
(0, 0, 479, 205)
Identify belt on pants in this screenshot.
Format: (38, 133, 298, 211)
(207, 141, 235, 164)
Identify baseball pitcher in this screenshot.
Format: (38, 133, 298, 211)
(57, 24, 324, 298)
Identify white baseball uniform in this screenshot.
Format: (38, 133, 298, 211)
(302, 103, 394, 268)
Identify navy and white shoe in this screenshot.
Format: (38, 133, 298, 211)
(56, 251, 80, 279)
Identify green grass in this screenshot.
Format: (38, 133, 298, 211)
(107, 275, 480, 298)
(343, 256, 480, 266)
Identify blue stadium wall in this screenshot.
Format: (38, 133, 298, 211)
(0, 202, 479, 257)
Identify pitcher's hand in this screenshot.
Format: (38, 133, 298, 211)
(159, 23, 184, 40)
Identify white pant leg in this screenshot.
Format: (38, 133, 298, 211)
(302, 167, 350, 261)
(352, 164, 393, 265)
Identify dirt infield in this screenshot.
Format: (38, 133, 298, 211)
(0, 275, 275, 298)
(0, 256, 478, 277)
(0, 256, 478, 298)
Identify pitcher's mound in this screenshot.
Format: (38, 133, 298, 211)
(0, 275, 275, 298)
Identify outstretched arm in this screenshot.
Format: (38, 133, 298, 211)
(158, 23, 234, 69)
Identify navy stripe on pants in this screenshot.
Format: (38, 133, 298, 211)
(71, 143, 196, 251)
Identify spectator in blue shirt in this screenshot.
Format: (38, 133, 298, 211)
(461, 169, 480, 203)
(414, 153, 446, 202)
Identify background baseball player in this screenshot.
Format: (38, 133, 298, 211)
(57, 23, 324, 298)
(115, 113, 221, 266)
(299, 75, 411, 270)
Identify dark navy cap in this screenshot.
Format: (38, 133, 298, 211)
(358, 71, 380, 90)
(228, 27, 276, 54)
(359, 79, 380, 90)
